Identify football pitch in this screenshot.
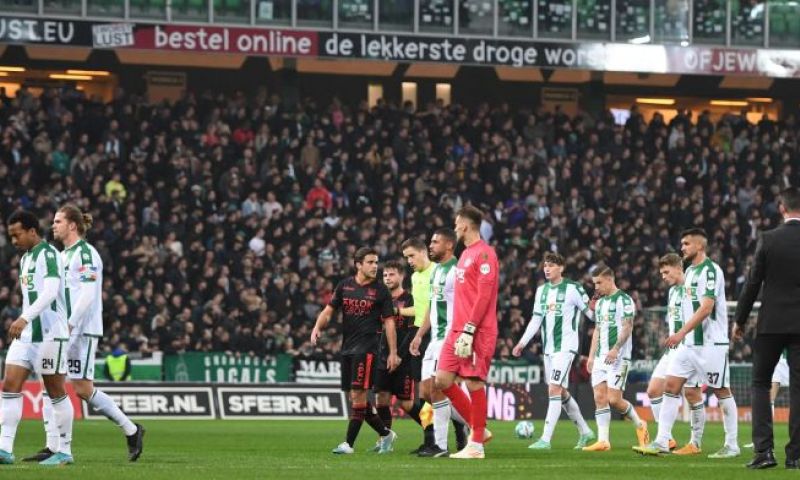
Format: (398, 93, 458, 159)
(2, 419, 793, 479)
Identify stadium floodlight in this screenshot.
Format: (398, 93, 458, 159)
(67, 70, 111, 76)
(0, 66, 25, 72)
(49, 74, 93, 81)
(636, 98, 675, 105)
(747, 97, 773, 103)
(710, 100, 748, 107)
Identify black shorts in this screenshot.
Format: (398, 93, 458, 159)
(374, 359, 415, 400)
(410, 335, 429, 381)
(340, 352, 376, 391)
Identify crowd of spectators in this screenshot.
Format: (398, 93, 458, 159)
(0, 84, 796, 365)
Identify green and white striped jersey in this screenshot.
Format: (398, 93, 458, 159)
(665, 285, 684, 348)
(429, 257, 457, 342)
(531, 280, 592, 355)
(594, 289, 635, 360)
(18, 241, 68, 343)
(62, 239, 104, 336)
(682, 257, 728, 346)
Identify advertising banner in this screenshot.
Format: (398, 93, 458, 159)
(0, 381, 83, 420)
(216, 386, 347, 419)
(82, 384, 215, 419)
(1, 15, 799, 77)
(164, 352, 292, 383)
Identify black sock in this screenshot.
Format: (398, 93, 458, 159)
(424, 424, 435, 448)
(406, 399, 424, 426)
(377, 405, 392, 430)
(346, 405, 367, 447)
(453, 418, 467, 443)
(364, 402, 391, 437)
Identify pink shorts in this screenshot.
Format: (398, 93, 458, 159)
(438, 329, 498, 381)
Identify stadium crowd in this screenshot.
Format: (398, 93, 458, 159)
(0, 85, 797, 365)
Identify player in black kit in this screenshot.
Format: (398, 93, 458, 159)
(373, 260, 433, 452)
(311, 247, 401, 455)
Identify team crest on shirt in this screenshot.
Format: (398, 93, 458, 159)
(479, 264, 490, 275)
(21, 274, 34, 290)
(684, 287, 697, 298)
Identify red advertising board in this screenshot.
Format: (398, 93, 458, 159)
(0, 381, 83, 420)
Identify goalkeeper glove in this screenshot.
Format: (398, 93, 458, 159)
(454, 323, 476, 358)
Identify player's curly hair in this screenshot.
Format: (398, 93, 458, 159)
(543, 252, 565, 266)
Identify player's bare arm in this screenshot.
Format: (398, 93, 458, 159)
(409, 306, 431, 356)
(606, 316, 632, 364)
(587, 325, 599, 372)
(311, 305, 335, 345)
(383, 317, 400, 372)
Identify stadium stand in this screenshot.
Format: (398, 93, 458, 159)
(0, 86, 797, 366)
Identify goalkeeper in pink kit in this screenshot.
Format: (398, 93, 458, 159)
(435, 205, 499, 459)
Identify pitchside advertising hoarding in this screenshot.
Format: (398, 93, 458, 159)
(1, 15, 799, 77)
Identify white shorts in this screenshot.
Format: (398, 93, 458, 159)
(66, 335, 99, 381)
(544, 351, 575, 388)
(591, 356, 631, 390)
(653, 349, 702, 387)
(5, 338, 68, 375)
(668, 344, 727, 388)
(422, 340, 444, 380)
(773, 357, 789, 387)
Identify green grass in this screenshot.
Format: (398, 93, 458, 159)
(0, 418, 792, 479)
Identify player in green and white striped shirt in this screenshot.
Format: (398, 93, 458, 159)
(23, 204, 144, 463)
(512, 252, 595, 450)
(646, 253, 705, 455)
(410, 228, 468, 456)
(584, 264, 649, 452)
(0, 210, 74, 466)
(636, 228, 739, 458)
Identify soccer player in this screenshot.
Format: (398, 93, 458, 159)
(410, 228, 468, 457)
(25, 204, 145, 462)
(374, 260, 430, 450)
(399, 238, 437, 453)
(512, 252, 595, 450)
(635, 228, 740, 458)
(311, 247, 400, 454)
(435, 206, 499, 459)
(744, 350, 788, 449)
(647, 253, 705, 455)
(1, 210, 74, 465)
(583, 264, 649, 452)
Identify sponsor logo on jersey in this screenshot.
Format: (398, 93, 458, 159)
(464, 258, 473, 268)
(546, 303, 563, 313)
(455, 267, 466, 283)
(78, 265, 98, 282)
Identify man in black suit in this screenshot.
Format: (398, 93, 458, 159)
(733, 187, 800, 469)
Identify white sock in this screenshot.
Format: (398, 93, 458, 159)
(42, 393, 60, 452)
(655, 393, 681, 446)
(51, 395, 74, 456)
(432, 400, 451, 450)
(541, 396, 562, 442)
(596, 407, 611, 442)
(771, 402, 775, 417)
(562, 395, 592, 435)
(620, 401, 644, 428)
(649, 396, 662, 425)
(689, 401, 705, 447)
(719, 396, 739, 449)
(0, 393, 23, 453)
(90, 389, 138, 436)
